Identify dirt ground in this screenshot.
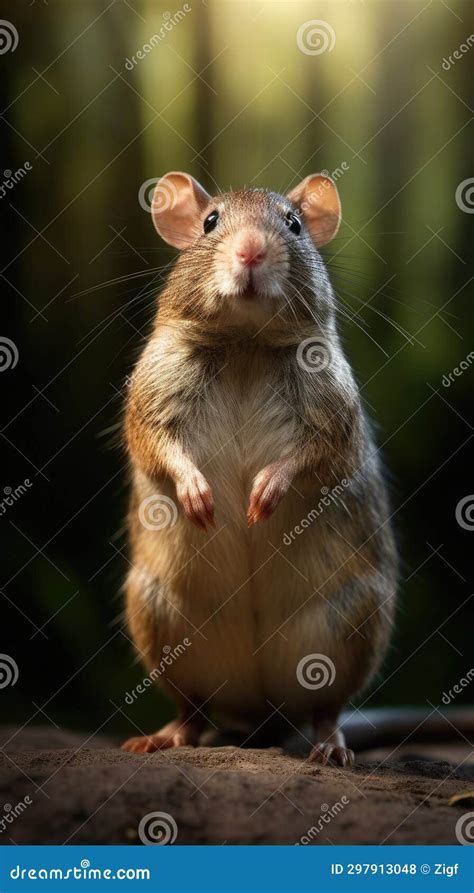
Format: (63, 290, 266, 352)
(0, 727, 473, 845)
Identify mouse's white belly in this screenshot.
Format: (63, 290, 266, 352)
(128, 413, 356, 722)
(128, 509, 338, 721)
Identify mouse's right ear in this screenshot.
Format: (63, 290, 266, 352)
(151, 172, 211, 249)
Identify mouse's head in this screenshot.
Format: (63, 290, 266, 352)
(152, 172, 341, 331)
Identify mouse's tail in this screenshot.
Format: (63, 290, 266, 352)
(341, 706, 474, 752)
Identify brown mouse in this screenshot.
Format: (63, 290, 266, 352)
(121, 171, 398, 767)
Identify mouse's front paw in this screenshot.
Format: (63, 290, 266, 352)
(176, 470, 215, 531)
(247, 461, 291, 527)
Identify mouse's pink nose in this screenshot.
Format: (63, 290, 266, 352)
(234, 230, 267, 268)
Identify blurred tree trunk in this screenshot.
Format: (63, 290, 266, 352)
(193, 1, 216, 189)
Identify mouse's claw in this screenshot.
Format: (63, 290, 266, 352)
(308, 742, 355, 768)
(176, 470, 215, 531)
(247, 461, 292, 527)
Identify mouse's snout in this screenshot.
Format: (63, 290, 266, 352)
(234, 228, 267, 268)
(214, 220, 288, 301)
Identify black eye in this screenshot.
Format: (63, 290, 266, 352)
(285, 211, 301, 235)
(203, 210, 219, 234)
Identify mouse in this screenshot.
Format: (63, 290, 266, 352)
(121, 171, 399, 767)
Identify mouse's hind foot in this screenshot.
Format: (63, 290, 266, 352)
(308, 741, 355, 768)
(121, 715, 204, 754)
(308, 713, 355, 768)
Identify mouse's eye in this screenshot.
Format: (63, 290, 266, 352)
(203, 210, 219, 234)
(285, 211, 301, 235)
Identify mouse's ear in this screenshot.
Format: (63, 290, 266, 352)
(287, 175, 341, 247)
(151, 172, 211, 249)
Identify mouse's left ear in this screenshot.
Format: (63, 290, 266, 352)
(287, 175, 341, 247)
(151, 172, 211, 249)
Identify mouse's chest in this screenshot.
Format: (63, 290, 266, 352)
(193, 353, 298, 478)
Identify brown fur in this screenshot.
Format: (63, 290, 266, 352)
(122, 178, 398, 762)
